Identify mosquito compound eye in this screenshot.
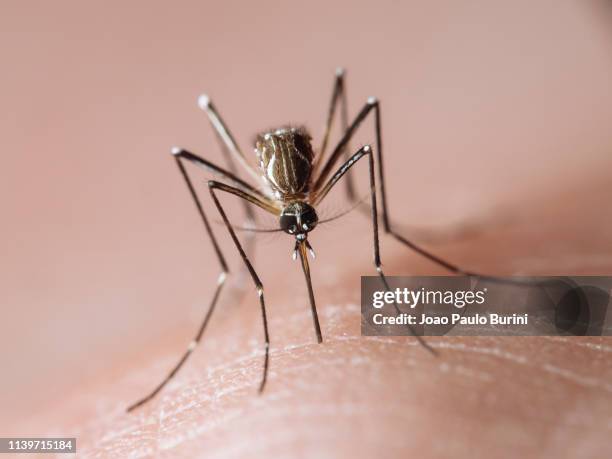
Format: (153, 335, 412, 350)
(301, 207, 318, 231)
(279, 214, 298, 234)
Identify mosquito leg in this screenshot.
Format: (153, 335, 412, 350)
(314, 97, 499, 279)
(208, 180, 280, 392)
(174, 144, 260, 294)
(365, 100, 491, 278)
(198, 95, 261, 184)
(171, 148, 267, 199)
(315, 68, 356, 200)
(199, 96, 257, 223)
(319, 68, 345, 158)
(126, 273, 226, 412)
(314, 146, 436, 353)
(126, 155, 232, 413)
(314, 99, 375, 190)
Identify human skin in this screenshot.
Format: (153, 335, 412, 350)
(3, 2, 612, 456)
(12, 170, 612, 459)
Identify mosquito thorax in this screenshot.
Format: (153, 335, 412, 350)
(255, 126, 314, 198)
(279, 202, 318, 236)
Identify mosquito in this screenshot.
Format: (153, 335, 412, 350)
(127, 69, 494, 412)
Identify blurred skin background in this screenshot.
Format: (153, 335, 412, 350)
(1, 1, 612, 457)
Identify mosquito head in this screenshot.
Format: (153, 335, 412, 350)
(280, 201, 318, 238)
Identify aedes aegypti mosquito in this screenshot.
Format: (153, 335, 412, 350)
(127, 69, 494, 412)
